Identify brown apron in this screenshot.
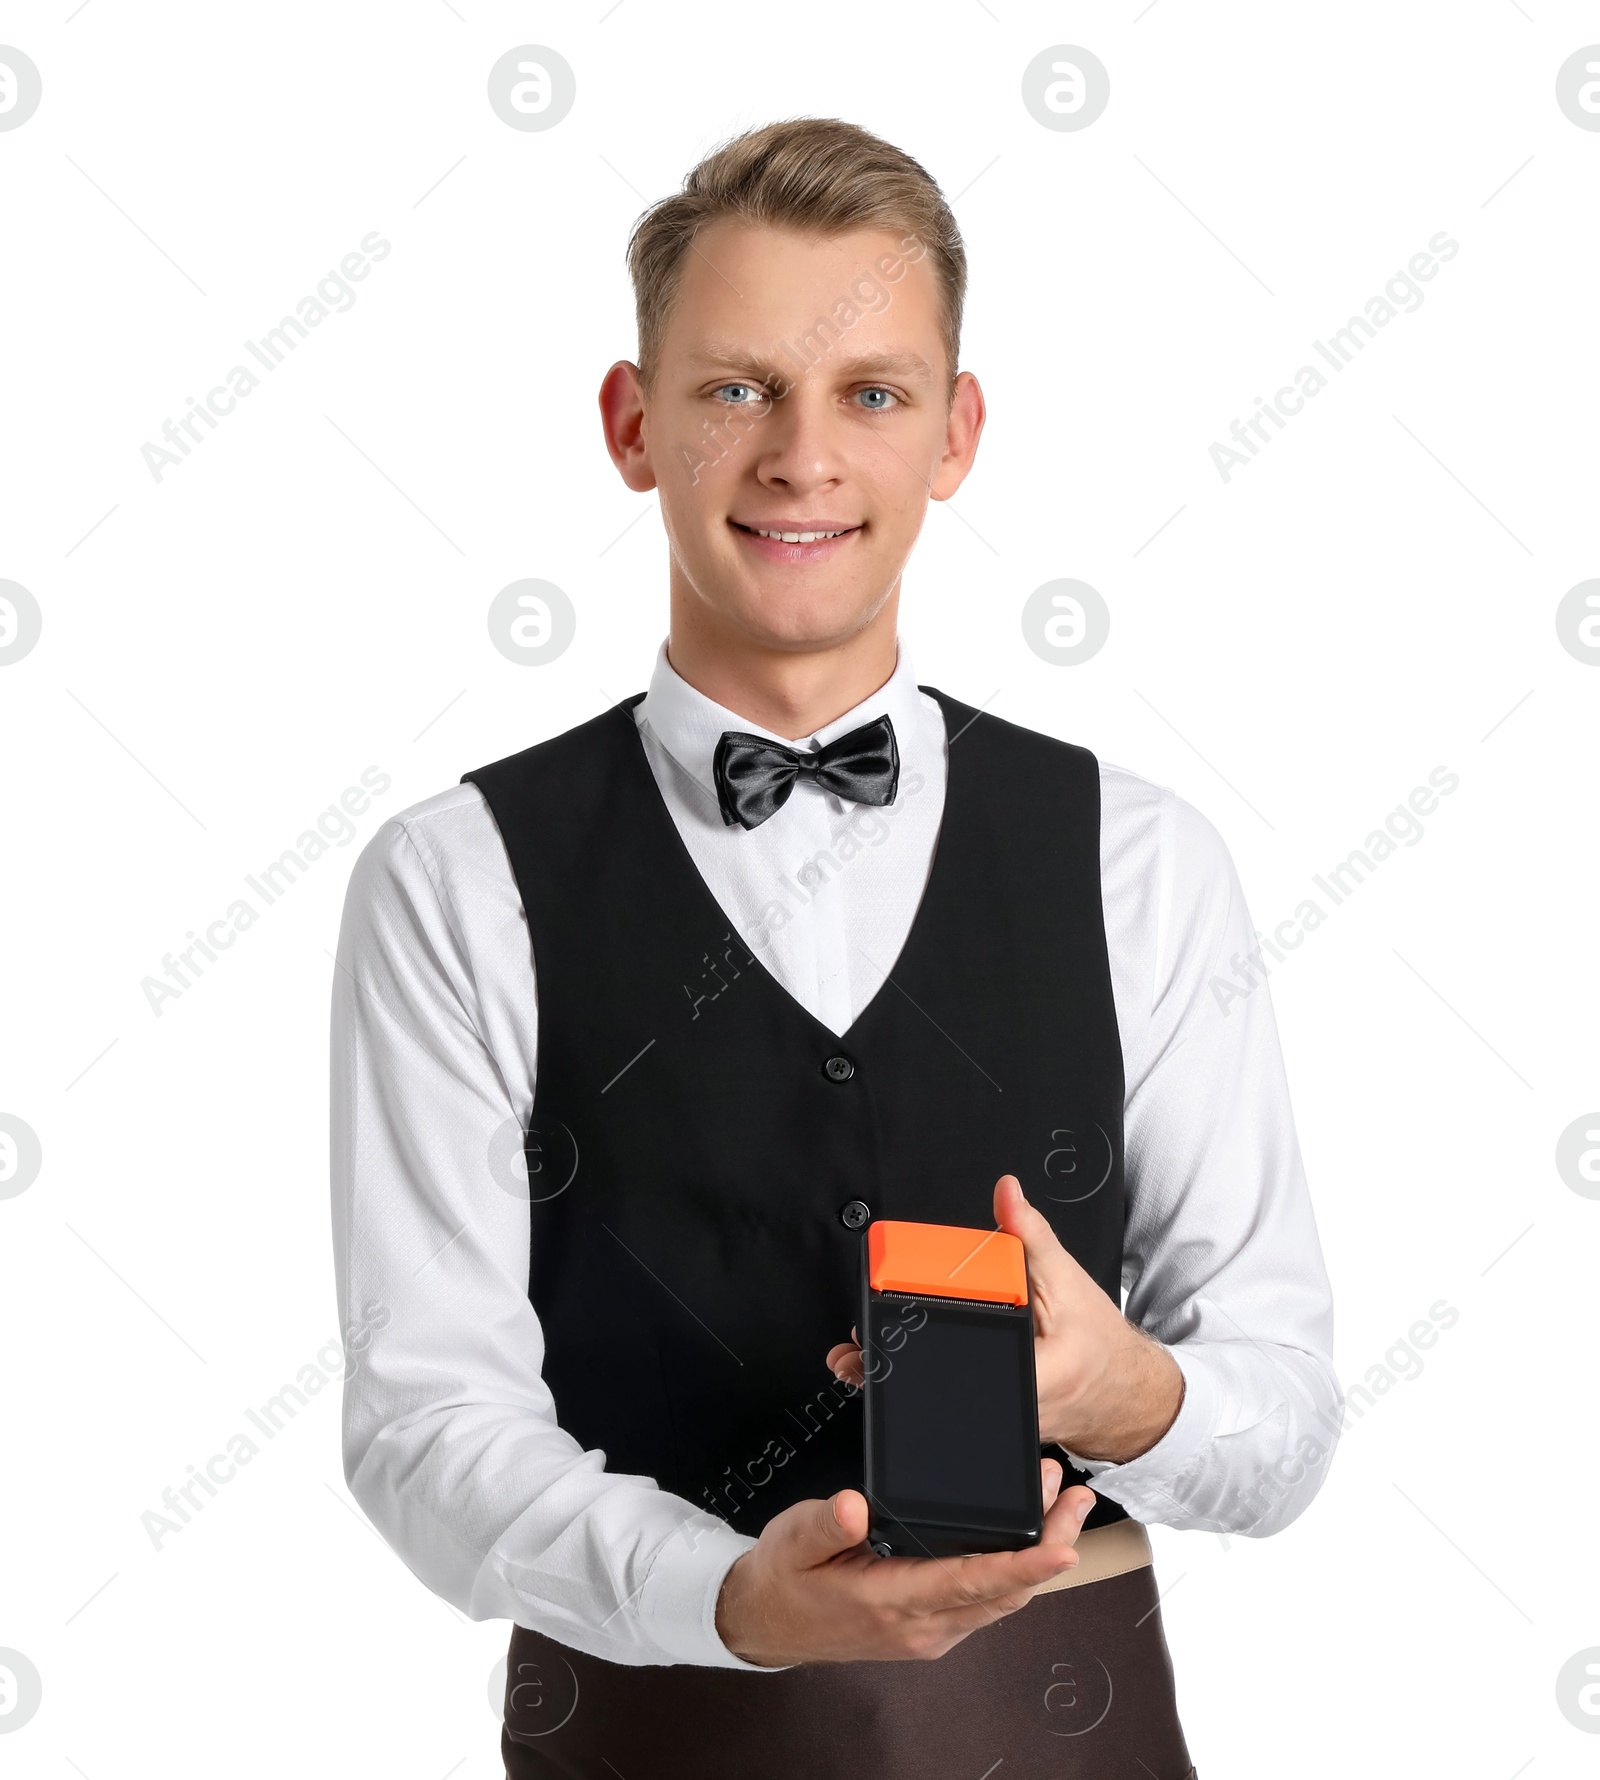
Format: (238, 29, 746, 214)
(501, 1540, 1196, 1780)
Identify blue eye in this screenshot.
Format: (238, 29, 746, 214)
(713, 383, 766, 405)
(855, 387, 898, 410)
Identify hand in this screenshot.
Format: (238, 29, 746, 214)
(992, 1173, 1184, 1459)
(827, 1176, 1185, 1464)
(713, 1464, 1096, 1667)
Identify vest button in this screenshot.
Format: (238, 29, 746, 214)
(839, 1199, 871, 1231)
(823, 1055, 855, 1083)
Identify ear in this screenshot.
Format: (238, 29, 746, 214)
(598, 360, 658, 493)
(929, 370, 985, 503)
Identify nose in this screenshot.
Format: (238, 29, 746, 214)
(752, 382, 847, 495)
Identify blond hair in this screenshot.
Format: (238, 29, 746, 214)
(626, 117, 966, 396)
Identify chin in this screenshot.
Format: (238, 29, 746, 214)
(732, 585, 885, 653)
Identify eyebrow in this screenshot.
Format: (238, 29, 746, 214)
(687, 346, 936, 385)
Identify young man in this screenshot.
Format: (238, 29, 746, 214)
(331, 118, 1339, 1779)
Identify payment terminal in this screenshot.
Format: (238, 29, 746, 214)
(860, 1218, 1045, 1559)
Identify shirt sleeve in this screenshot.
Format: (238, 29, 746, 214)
(1069, 786, 1342, 1535)
(329, 812, 775, 1668)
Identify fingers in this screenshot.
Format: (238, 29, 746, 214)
(827, 1342, 864, 1387)
(891, 1590, 1038, 1657)
(1040, 1456, 1063, 1512)
(826, 1324, 864, 1389)
(1041, 1484, 1095, 1551)
(902, 1483, 1093, 1619)
(898, 1484, 1094, 1625)
(879, 1532, 1080, 1617)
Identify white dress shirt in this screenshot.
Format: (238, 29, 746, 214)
(330, 638, 1340, 1670)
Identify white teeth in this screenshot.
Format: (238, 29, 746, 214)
(750, 526, 848, 543)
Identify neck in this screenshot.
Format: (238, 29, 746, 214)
(665, 582, 901, 740)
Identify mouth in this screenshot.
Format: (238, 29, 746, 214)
(729, 519, 862, 561)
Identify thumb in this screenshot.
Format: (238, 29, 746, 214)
(792, 1489, 869, 1565)
(994, 1173, 1064, 1265)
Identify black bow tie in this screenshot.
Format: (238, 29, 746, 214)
(713, 714, 900, 831)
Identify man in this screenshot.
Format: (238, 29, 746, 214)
(331, 117, 1339, 1779)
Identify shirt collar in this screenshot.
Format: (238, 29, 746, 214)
(636, 636, 925, 806)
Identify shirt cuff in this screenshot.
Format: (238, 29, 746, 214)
(634, 1512, 790, 1671)
(1068, 1343, 1223, 1522)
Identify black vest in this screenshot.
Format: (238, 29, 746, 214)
(463, 688, 1129, 1536)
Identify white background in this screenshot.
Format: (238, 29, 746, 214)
(2, 3, 1597, 1775)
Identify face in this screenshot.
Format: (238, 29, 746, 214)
(600, 220, 984, 655)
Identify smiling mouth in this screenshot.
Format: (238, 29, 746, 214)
(730, 521, 862, 544)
